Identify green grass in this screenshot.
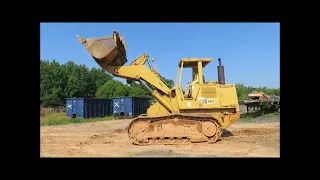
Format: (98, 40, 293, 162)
(240, 111, 280, 121)
(41, 110, 280, 126)
(40, 112, 114, 126)
(262, 112, 280, 118)
(40, 112, 45, 117)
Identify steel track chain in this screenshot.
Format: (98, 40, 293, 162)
(127, 114, 222, 146)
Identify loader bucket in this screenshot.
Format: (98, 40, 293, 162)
(77, 31, 128, 69)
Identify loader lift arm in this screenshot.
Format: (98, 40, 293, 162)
(130, 54, 149, 66)
(103, 65, 171, 95)
(128, 53, 169, 87)
(77, 31, 173, 112)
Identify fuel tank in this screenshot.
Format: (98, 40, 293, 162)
(76, 31, 128, 68)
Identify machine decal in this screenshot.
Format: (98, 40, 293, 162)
(207, 99, 216, 104)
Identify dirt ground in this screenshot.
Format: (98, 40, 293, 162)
(40, 117, 280, 157)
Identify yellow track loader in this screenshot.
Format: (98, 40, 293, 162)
(77, 31, 240, 146)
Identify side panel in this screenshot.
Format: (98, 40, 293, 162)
(66, 99, 73, 117)
(72, 99, 77, 115)
(66, 98, 112, 119)
(76, 99, 84, 118)
(147, 101, 170, 116)
(112, 98, 121, 116)
(132, 97, 150, 116)
(100, 99, 111, 117)
(84, 99, 112, 118)
(84, 99, 89, 118)
(112, 97, 151, 116)
(120, 98, 126, 114)
(66, 98, 83, 118)
(179, 84, 239, 110)
(84, 99, 93, 118)
(106, 99, 112, 116)
(108, 100, 113, 116)
(124, 97, 133, 116)
(218, 86, 239, 111)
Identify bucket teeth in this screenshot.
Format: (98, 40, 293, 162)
(76, 34, 86, 44)
(119, 36, 128, 48)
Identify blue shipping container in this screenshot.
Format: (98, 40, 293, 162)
(66, 98, 112, 118)
(112, 97, 150, 117)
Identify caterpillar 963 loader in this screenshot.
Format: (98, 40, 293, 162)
(77, 31, 240, 145)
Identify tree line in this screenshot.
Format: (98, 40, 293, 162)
(40, 60, 173, 107)
(40, 60, 279, 107)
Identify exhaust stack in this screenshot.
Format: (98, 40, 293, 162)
(217, 58, 225, 84)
